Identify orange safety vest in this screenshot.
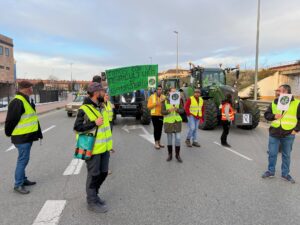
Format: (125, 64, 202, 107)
(221, 103, 235, 121)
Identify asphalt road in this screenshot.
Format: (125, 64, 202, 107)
(1, 109, 300, 225)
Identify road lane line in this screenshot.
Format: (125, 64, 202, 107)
(139, 134, 155, 144)
(42, 125, 56, 133)
(214, 142, 253, 161)
(5, 125, 56, 152)
(32, 200, 66, 225)
(63, 158, 84, 175)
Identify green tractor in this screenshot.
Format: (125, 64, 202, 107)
(183, 63, 260, 130)
(159, 78, 181, 94)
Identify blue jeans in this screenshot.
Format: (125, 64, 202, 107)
(187, 116, 200, 142)
(14, 142, 32, 187)
(167, 133, 181, 147)
(268, 134, 295, 176)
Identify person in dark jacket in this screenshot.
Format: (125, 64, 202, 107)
(161, 88, 185, 162)
(5, 81, 43, 194)
(74, 82, 112, 213)
(262, 84, 300, 183)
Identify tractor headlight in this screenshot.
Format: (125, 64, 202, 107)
(121, 96, 126, 103)
(131, 96, 136, 103)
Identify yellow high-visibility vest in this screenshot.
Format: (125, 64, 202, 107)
(271, 99, 300, 131)
(150, 93, 165, 115)
(163, 102, 182, 123)
(78, 104, 113, 155)
(104, 101, 113, 122)
(189, 96, 203, 117)
(11, 95, 39, 136)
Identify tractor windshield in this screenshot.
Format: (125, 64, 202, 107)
(202, 70, 225, 87)
(164, 79, 179, 90)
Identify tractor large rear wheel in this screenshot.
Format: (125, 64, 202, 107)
(238, 100, 260, 130)
(199, 99, 218, 130)
(140, 102, 151, 125)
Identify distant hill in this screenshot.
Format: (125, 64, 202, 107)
(226, 69, 274, 91)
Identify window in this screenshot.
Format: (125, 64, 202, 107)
(5, 48, 9, 56)
(0, 46, 3, 55)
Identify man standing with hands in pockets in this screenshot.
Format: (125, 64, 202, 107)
(262, 84, 300, 183)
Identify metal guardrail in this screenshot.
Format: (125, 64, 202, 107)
(251, 100, 271, 122)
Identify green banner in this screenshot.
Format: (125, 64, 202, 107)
(106, 65, 158, 96)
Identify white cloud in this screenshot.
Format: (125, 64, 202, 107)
(14, 51, 105, 81)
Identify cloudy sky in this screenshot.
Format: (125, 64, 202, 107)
(1, 0, 300, 80)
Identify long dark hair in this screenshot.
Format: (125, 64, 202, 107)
(222, 94, 232, 104)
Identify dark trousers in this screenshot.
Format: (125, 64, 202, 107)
(86, 152, 110, 204)
(221, 121, 231, 144)
(151, 116, 163, 141)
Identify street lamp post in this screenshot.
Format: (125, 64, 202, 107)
(254, 0, 261, 100)
(70, 63, 73, 92)
(174, 31, 179, 76)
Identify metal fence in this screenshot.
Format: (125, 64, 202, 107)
(0, 90, 68, 109)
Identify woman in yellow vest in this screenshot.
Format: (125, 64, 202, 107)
(220, 94, 235, 147)
(147, 85, 166, 149)
(74, 82, 112, 213)
(161, 88, 184, 162)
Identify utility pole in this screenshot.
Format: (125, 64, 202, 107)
(70, 63, 73, 92)
(174, 31, 179, 76)
(254, 0, 261, 100)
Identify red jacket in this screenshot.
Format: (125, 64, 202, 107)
(184, 97, 204, 120)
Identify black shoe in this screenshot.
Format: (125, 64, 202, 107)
(23, 180, 36, 186)
(87, 202, 108, 213)
(221, 143, 231, 148)
(14, 186, 30, 194)
(281, 175, 296, 184)
(192, 142, 201, 147)
(97, 196, 106, 205)
(262, 171, 275, 179)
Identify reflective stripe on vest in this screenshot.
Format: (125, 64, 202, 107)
(104, 101, 113, 122)
(190, 96, 203, 117)
(12, 95, 39, 136)
(79, 104, 113, 154)
(221, 103, 235, 121)
(271, 99, 300, 130)
(163, 103, 182, 123)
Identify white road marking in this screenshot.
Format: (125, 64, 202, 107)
(214, 142, 253, 161)
(42, 125, 56, 133)
(32, 200, 66, 225)
(63, 158, 84, 176)
(139, 134, 155, 144)
(122, 124, 154, 144)
(5, 125, 56, 152)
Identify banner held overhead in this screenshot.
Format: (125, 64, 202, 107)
(106, 65, 158, 96)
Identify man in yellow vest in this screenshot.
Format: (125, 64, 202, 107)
(262, 84, 300, 183)
(147, 85, 166, 149)
(74, 82, 112, 213)
(5, 81, 43, 195)
(184, 88, 203, 147)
